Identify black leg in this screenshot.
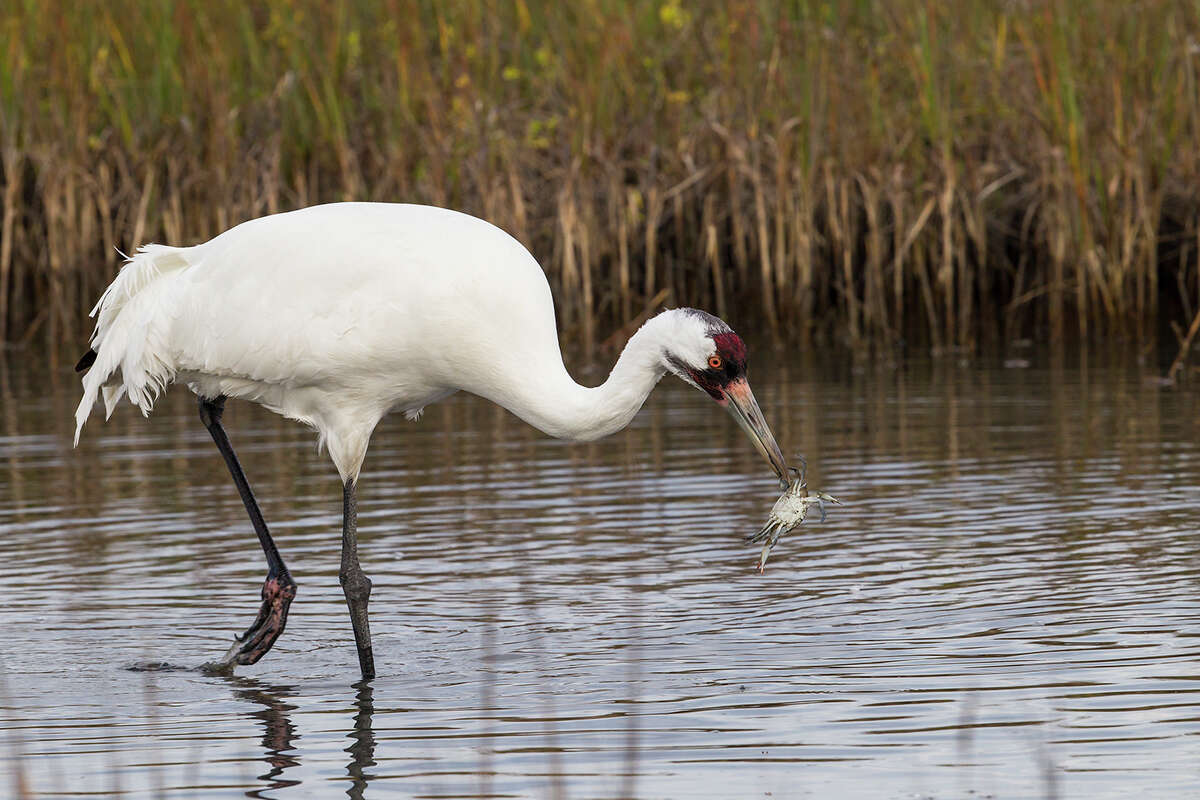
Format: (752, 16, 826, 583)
(340, 480, 376, 680)
(198, 396, 297, 669)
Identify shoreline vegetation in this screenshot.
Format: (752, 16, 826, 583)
(2, 1, 1199, 364)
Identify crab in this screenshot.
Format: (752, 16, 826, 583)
(748, 461, 840, 573)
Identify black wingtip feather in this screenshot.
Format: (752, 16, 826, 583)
(74, 349, 97, 372)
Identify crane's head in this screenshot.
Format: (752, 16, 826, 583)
(661, 309, 790, 487)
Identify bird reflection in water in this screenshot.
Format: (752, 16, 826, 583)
(221, 676, 301, 798)
(219, 676, 377, 798)
(345, 680, 377, 799)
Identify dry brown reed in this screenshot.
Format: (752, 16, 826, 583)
(2, 1, 1199, 360)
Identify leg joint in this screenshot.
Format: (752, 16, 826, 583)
(198, 395, 227, 428)
(340, 568, 373, 600)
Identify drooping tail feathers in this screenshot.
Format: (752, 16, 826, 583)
(73, 244, 193, 446)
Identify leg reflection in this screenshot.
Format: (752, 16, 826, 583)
(222, 677, 301, 798)
(346, 679, 377, 799)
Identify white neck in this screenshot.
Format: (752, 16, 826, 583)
(486, 312, 682, 442)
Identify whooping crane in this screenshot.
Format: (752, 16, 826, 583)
(74, 202, 790, 680)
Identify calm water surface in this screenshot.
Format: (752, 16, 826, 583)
(1, 350, 1198, 798)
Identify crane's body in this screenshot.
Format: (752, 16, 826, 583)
(76, 203, 667, 482)
(74, 202, 790, 680)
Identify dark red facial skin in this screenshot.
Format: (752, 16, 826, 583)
(687, 332, 748, 402)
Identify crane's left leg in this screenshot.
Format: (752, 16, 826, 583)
(341, 479, 376, 679)
(199, 396, 297, 670)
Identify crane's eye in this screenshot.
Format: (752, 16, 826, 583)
(707, 355, 723, 370)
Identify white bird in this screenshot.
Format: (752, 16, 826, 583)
(74, 202, 790, 680)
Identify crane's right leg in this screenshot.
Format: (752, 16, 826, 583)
(340, 479, 376, 680)
(198, 396, 297, 669)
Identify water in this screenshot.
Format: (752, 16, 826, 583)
(2, 351, 1198, 798)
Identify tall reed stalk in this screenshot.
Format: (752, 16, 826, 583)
(2, 0, 1198, 359)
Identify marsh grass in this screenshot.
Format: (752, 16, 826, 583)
(2, 1, 1198, 360)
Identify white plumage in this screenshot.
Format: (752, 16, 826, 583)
(74, 201, 791, 677)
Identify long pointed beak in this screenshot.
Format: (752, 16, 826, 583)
(722, 379, 790, 488)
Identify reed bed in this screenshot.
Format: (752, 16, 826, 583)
(2, 0, 1199, 359)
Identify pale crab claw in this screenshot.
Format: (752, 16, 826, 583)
(790, 458, 808, 487)
(814, 492, 842, 523)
